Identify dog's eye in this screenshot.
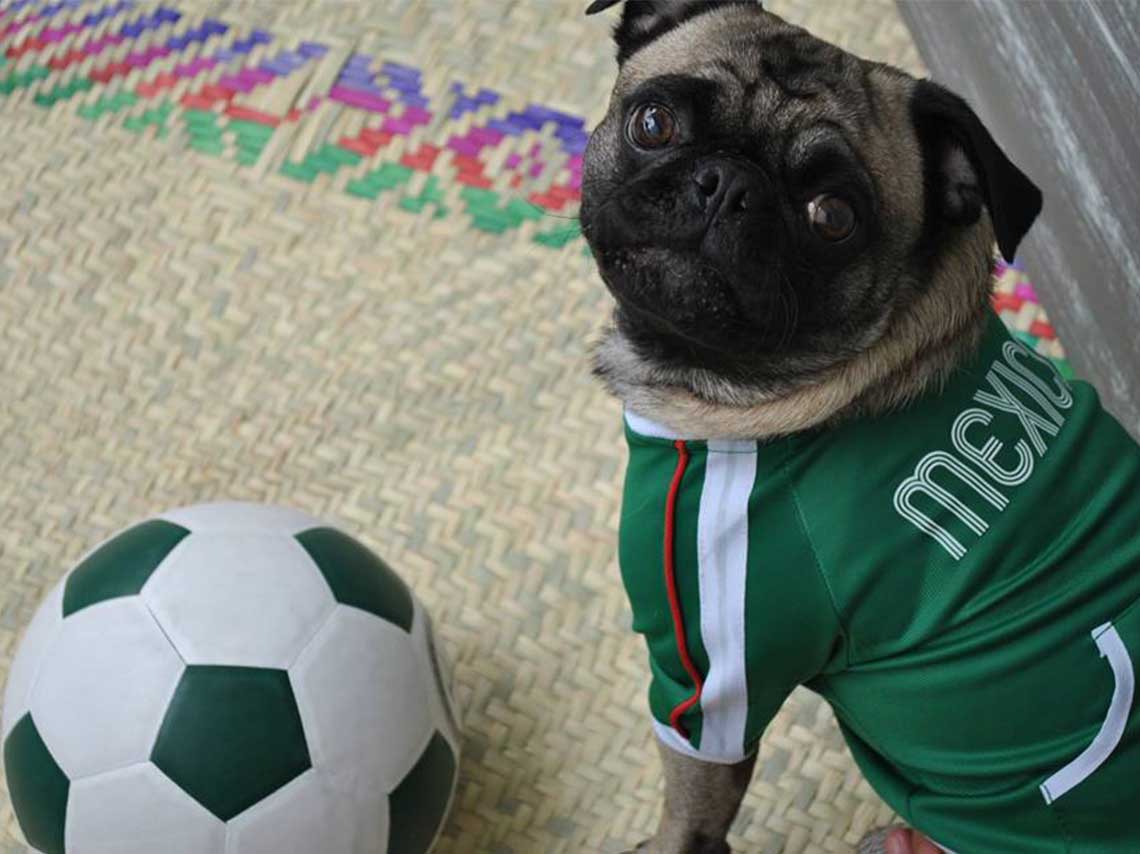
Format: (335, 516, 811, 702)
(807, 194, 857, 242)
(627, 103, 677, 150)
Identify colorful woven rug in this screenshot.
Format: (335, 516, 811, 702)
(0, 2, 1068, 853)
(992, 259, 1070, 376)
(1, 0, 587, 248)
(0, 0, 1070, 372)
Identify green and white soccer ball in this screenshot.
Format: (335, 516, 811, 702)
(2, 502, 460, 854)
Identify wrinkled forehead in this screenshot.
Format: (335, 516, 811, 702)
(617, 6, 882, 139)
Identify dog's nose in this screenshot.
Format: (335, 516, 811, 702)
(692, 159, 762, 218)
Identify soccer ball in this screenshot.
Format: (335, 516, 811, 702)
(2, 502, 460, 854)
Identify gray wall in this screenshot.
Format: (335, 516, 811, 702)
(898, 0, 1140, 438)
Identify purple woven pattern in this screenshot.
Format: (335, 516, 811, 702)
(1, 0, 585, 247)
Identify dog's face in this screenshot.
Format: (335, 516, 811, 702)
(581, 0, 1041, 400)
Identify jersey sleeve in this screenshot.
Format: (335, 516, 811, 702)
(620, 427, 846, 765)
(732, 459, 848, 757)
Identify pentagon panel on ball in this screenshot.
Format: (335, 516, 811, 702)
(2, 502, 461, 854)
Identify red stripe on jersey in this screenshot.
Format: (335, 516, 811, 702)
(663, 439, 704, 738)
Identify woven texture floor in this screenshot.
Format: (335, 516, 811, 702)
(0, 2, 1067, 852)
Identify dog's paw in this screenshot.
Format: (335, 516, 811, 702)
(857, 825, 905, 854)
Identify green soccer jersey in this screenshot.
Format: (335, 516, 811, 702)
(619, 311, 1140, 853)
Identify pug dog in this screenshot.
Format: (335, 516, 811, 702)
(580, 2, 1140, 853)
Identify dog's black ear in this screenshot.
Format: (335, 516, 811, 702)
(586, 0, 761, 64)
(911, 79, 1042, 262)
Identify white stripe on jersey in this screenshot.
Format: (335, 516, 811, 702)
(694, 439, 758, 762)
(1040, 622, 1134, 805)
(652, 720, 750, 765)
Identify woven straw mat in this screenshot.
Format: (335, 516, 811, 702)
(0, 1, 1068, 852)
